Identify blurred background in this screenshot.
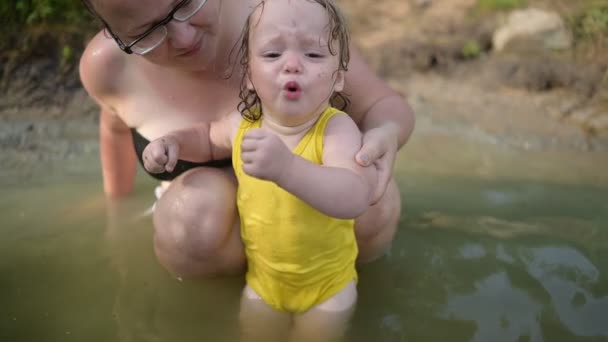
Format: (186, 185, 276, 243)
(1, 1, 607, 342)
(0, 0, 607, 182)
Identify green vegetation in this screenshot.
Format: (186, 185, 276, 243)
(1, 0, 92, 32)
(0, 0, 96, 71)
(476, 0, 526, 12)
(60, 44, 74, 68)
(570, 2, 608, 45)
(461, 40, 482, 59)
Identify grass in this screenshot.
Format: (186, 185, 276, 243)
(552, 0, 608, 60)
(476, 0, 526, 12)
(1, 0, 92, 32)
(461, 40, 482, 59)
(570, 2, 608, 44)
(473, 0, 607, 60)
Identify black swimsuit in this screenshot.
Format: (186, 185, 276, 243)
(131, 128, 232, 181)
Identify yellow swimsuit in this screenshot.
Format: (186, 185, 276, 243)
(233, 107, 358, 313)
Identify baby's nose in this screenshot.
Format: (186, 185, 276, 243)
(283, 53, 302, 73)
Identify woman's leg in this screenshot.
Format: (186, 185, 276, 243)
(290, 280, 357, 342)
(152, 167, 246, 278)
(355, 178, 401, 262)
(239, 285, 292, 342)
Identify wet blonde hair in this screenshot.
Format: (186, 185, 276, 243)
(237, 0, 351, 121)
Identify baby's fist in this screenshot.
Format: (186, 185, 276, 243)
(142, 136, 179, 173)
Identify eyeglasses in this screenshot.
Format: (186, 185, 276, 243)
(103, 0, 208, 55)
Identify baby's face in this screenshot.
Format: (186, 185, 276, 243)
(247, 0, 344, 126)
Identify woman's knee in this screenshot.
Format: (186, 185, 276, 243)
(153, 168, 239, 258)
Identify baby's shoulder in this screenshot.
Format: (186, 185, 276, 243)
(324, 110, 359, 135)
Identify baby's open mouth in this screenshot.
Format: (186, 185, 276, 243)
(284, 81, 301, 93)
(283, 81, 302, 100)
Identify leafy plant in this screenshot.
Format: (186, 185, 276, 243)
(461, 40, 482, 59)
(571, 3, 608, 43)
(1, 0, 92, 32)
(476, 0, 526, 12)
(0, 0, 96, 70)
(61, 45, 73, 64)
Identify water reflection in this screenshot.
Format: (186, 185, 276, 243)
(103, 201, 243, 342)
(457, 243, 487, 259)
(367, 195, 608, 341)
(428, 233, 608, 341)
(496, 244, 515, 264)
(442, 271, 543, 342)
(2, 177, 608, 342)
(523, 247, 608, 337)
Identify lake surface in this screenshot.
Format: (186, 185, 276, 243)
(1, 131, 607, 342)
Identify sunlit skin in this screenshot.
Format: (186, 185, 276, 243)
(142, 2, 374, 340)
(92, 0, 226, 70)
(79, 0, 414, 278)
(142, 0, 371, 219)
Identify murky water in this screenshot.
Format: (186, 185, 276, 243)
(1, 140, 607, 341)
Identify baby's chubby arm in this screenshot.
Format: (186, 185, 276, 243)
(242, 114, 376, 219)
(142, 112, 240, 174)
(293, 114, 376, 218)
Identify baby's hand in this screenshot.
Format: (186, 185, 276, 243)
(142, 136, 180, 173)
(241, 128, 293, 182)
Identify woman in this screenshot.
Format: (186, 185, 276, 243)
(79, 0, 415, 278)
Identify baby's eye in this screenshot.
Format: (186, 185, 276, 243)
(306, 52, 324, 58)
(262, 52, 281, 58)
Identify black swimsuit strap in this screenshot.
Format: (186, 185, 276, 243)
(131, 128, 231, 181)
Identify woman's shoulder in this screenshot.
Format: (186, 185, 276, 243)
(79, 31, 128, 103)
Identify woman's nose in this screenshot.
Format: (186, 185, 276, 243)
(166, 20, 197, 49)
(283, 53, 302, 74)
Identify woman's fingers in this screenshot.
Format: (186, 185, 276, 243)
(372, 155, 392, 204)
(356, 127, 399, 203)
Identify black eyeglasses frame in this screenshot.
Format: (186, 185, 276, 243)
(102, 0, 192, 55)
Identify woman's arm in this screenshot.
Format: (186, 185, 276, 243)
(80, 32, 137, 198)
(343, 46, 415, 201)
(99, 108, 138, 197)
(345, 46, 415, 148)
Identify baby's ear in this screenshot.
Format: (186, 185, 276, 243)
(333, 70, 345, 92)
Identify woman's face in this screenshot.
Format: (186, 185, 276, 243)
(93, 0, 222, 70)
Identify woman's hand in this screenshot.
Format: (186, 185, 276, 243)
(355, 124, 400, 204)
